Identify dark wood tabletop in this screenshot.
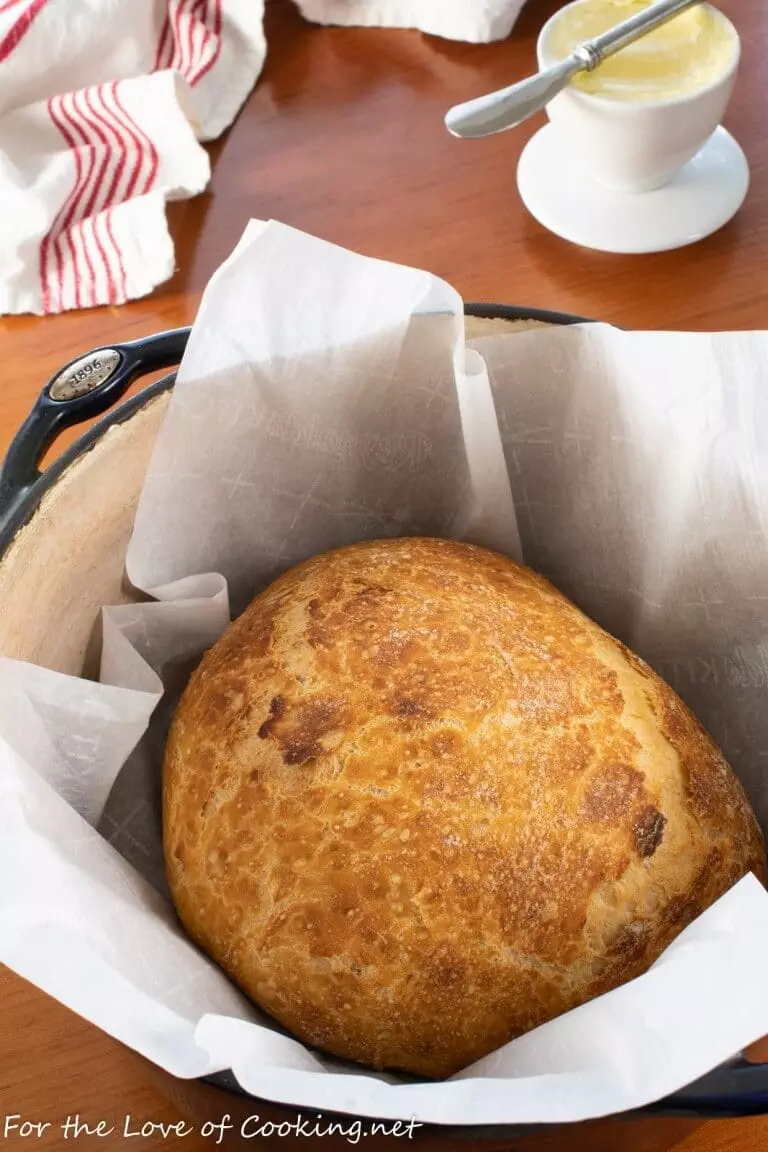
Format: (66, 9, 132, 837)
(1, 1, 767, 1147)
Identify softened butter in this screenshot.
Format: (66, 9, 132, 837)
(546, 0, 736, 101)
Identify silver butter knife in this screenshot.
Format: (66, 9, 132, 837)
(445, 0, 700, 139)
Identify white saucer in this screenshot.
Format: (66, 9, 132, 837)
(517, 124, 749, 254)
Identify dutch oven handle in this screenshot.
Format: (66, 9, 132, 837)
(0, 327, 191, 529)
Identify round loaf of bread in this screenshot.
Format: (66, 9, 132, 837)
(164, 538, 765, 1077)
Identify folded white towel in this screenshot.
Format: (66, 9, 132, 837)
(0, 0, 526, 315)
(295, 0, 527, 43)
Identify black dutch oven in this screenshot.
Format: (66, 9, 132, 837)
(1, 304, 766, 1140)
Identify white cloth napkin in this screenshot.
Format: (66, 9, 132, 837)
(0, 0, 527, 317)
(294, 0, 528, 42)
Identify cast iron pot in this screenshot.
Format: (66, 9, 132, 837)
(0, 306, 766, 1142)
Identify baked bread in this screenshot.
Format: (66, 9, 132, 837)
(163, 538, 765, 1078)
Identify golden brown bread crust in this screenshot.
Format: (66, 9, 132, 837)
(163, 538, 766, 1078)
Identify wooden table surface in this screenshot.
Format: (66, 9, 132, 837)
(1, 1, 768, 1148)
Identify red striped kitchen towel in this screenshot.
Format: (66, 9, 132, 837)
(0, 0, 266, 315)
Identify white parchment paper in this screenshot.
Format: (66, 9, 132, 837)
(1, 220, 768, 1126)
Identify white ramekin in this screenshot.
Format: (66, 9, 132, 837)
(537, 1, 740, 193)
